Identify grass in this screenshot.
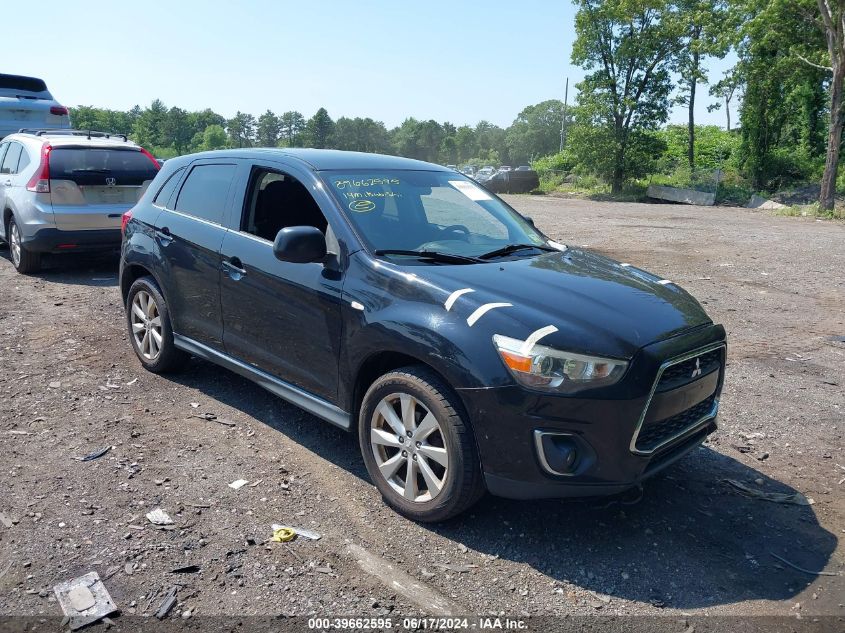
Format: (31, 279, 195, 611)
(774, 202, 844, 220)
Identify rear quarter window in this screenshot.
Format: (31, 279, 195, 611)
(174, 164, 237, 224)
(153, 167, 186, 209)
(50, 148, 159, 186)
(0, 143, 22, 175)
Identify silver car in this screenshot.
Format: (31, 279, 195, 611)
(0, 130, 160, 273)
(0, 74, 70, 140)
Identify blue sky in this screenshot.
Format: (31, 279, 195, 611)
(6, 0, 736, 129)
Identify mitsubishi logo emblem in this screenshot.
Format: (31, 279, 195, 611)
(691, 357, 702, 378)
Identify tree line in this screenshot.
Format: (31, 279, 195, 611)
(69, 99, 567, 169)
(71, 0, 845, 210)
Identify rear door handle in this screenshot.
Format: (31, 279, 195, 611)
(222, 258, 247, 278)
(155, 226, 173, 244)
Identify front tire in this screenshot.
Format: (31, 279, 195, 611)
(8, 217, 41, 274)
(126, 276, 188, 373)
(359, 366, 485, 522)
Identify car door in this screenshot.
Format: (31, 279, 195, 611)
(219, 161, 344, 403)
(155, 160, 238, 350)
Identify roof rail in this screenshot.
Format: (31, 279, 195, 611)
(16, 128, 129, 142)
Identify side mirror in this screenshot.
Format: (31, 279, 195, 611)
(273, 226, 327, 264)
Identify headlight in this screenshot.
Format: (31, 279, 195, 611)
(493, 334, 628, 393)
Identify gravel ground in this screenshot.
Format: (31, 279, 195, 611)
(0, 197, 842, 628)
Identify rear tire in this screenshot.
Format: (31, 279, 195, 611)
(359, 366, 485, 522)
(8, 217, 41, 274)
(126, 276, 188, 373)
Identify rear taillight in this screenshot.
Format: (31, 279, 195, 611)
(26, 144, 52, 193)
(139, 147, 160, 170)
(50, 105, 69, 116)
(121, 210, 133, 235)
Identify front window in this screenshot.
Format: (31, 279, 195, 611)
(323, 170, 548, 260)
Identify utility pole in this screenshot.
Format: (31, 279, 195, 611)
(559, 77, 569, 153)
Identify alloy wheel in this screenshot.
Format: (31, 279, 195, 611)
(131, 290, 163, 361)
(370, 393, 449, 502)
(9, 222, 21, 267)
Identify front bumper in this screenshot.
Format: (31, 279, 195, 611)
(22, 227, 122, 254)
(461, 324, 726, 499)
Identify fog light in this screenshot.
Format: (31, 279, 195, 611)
(535, 431, 580, 475)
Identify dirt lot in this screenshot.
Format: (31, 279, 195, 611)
(0, 197, 843, 629)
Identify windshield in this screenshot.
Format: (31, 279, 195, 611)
(324, 170, 549, 259)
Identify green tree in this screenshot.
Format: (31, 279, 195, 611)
(708, 69, 742, 131)
(304, 108, 335, 148)
(571, 0, 681, 193)
(334, 117, 391, 153)
(454, 125, 478, 163)
(813, 0, 845, 210)
(162, 107, 192, 153)
(505, 100, 565, 164)
(198, 124, 228, 151)
(131, 99, 168, 149)
(257, 110, 281, 147)
(736, 0, 827, 189)
(279, 111, 306, 146)
(674, 0, 732, 170)
(226, 111, 256, 148)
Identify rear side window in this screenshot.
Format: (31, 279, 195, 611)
(0, 143, 22, 175)
(153, 167, 186, 209)
(174, 164, 236, 224)
(0, 74, 48, 93)
(50, 149, 159, 186)
(17, 149, 31, 172)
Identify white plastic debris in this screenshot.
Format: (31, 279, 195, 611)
(53, 571, 117, 630)
(228, 479, 248, 490)
(145, 508, 174, 525)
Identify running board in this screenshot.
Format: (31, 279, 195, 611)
(173, 334, 351, 431)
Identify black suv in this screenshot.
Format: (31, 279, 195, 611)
(120, 149, 726, 522)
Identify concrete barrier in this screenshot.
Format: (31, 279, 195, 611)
(647, 184, 716, 206)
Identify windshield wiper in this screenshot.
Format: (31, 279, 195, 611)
(477, 243, 556, 260)
(70, 168, 111, 173)
(374, 249, 481, 264)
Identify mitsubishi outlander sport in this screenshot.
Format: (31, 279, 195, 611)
(120, 149, 726, 522)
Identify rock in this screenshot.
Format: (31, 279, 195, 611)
(746, 194, 786, 210)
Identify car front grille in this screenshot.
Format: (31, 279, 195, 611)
(635, 394, 717, 453)
(656, 348, 721, 392)
(631, 344, 725, 454)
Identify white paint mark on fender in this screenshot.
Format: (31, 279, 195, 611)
(467, 302, 512, 326)
(444, 288, 474, 311)
(350, 301, 365, 311)
(658, 279, 673, 285)
(519, 325, 559, 355)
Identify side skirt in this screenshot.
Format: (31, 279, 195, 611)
(173, 334, 351, 431)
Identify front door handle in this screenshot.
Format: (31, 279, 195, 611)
(3, 180, 11, 186)
(222, 258, 247, 278)
(155, 226, 173, 244)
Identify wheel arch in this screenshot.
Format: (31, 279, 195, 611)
(350, 350, 482, 467)
(120, 262, 169, 308)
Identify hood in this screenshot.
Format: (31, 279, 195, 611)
(411, 248, 712, 359)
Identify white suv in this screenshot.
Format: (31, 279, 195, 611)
(0, 74, 70, 140)
(0, 130, 160, 273)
